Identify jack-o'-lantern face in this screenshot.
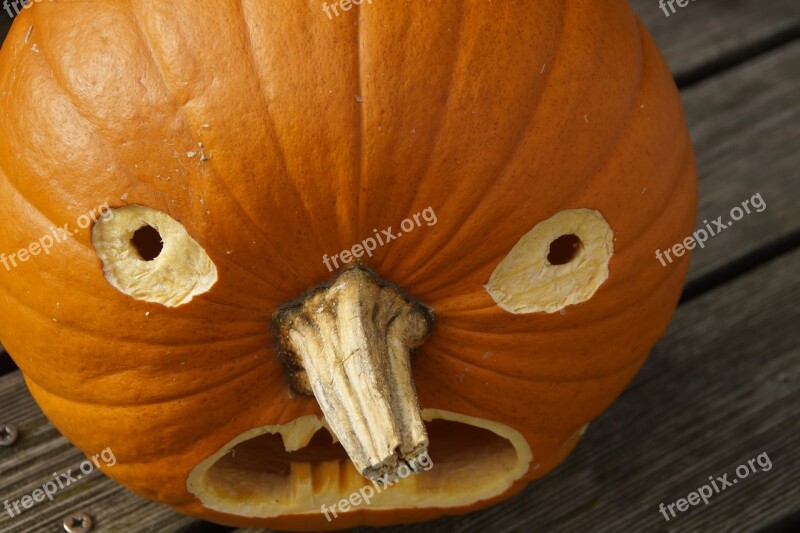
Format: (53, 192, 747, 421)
(0, 1, 694, 530)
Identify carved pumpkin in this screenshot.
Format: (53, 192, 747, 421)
(0, 1, 696, 530)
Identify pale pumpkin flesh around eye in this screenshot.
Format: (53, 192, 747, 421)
(91, 205, 218, 307)
(485, 209, 614, 314)
(187, 410, 532, 518)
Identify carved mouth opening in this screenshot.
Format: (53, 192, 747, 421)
(188, 409, 532, 518)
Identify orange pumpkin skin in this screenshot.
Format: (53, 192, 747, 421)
(0, 1, 696, 530)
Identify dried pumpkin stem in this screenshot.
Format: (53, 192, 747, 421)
(274, 265, 433, 482)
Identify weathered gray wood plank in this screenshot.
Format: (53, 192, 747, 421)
(0, 16, 10, 40)
(0, 375, 200, 532)
(681, 39, 800, 284)
(630, 0, 800, 82)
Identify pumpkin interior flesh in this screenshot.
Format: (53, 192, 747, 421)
(215, 420, 498, 475)
(187, 409, 532, 518)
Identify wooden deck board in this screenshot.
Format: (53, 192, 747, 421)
(0, 376, 200, 532)
(1, 2, 798, 532)
(630, 0, 800, 83)
(679, 39, 800, 284)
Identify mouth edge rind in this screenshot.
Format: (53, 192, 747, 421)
(186, 409, 533, 519)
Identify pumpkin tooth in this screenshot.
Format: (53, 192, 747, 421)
(288, 461, 312, 501)
(276, 415, 328, 452)
(303, 459, 338, 502)
(274, 265, 433, 483)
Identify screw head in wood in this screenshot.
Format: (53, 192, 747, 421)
(0, 424, 18, 446)
(63, 512, 93, 533)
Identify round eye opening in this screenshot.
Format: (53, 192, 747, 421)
(485, 209, 613, 314)
(93, 205, 218, 307)
(547, 234, 582, 265)
(131, 225, 164, 261)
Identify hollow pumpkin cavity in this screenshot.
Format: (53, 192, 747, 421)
(187, 409, 532, 518)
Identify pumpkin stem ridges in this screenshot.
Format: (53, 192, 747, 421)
(274, 265, 433, 483)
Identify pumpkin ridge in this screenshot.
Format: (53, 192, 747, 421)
(22, 348, 276, 407)
(380, 26, 640, 289)
(417, 341, 642, 386)
(533, 21, 644, 225)
(388, 3, 570, 281)
(387, 3, 568, 254)
(410, 190, 588, 292)
(355, 9, 367, 246)
(178, 294, 271, 315)
(0, 163, 92, 254)
(376, 7, 468, 259)
(30, 9, 114, 129)
(128, 5, 307, 286)
(235, 0, 322, 253)
(0, 278, 269, 346)
(413, 358, 642, 434)
(609, 140, 694, 254)
(565, 30, 693, 261)
(435, 270, 685, 342)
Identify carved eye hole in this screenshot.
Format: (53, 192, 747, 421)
(547, 234, 582, 265)
(484, 209, 614, 314)
(91, 205, 218, 307)
(131, 225, 164, 261)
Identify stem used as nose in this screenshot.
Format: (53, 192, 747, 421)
(274, 265, 433, 482)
